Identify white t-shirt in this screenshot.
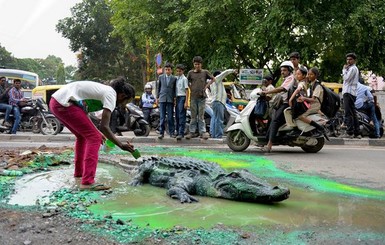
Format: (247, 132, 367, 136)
(52, 81, 117, 113)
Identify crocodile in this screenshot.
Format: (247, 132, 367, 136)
(130, 156, 290, 203)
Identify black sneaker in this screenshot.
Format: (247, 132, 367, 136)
(176, 135, 183, 140)
(158, 134, 164, 139)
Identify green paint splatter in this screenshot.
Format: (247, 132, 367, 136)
(134, 146, 385, 201)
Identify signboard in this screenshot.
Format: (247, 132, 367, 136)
(239, 69, 263, 85)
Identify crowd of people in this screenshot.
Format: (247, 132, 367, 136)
(141, 56, 237, 140)
(137, 51, 383, 148)
(250, 52, 382, 152)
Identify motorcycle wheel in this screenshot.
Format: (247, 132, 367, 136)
(226, 129, 250, 152)
(134, 119, 150, 137)
(40, 117, 61, 135)
(301, 137, 325, 153)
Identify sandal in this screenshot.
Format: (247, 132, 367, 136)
(80, 183, 111, 191)
(260, 146, 272, 153)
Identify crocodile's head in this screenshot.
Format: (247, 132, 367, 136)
(213, 169, 290, 203)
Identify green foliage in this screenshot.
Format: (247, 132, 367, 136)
(56, 64, 66, 84)
(0, 44, 73, 83)
(107, 0, 385, 82)
(56, 0, 143, 89)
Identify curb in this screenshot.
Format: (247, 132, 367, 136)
(0, 134, 384, 146)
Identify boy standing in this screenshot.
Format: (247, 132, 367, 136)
(186, 56, 215, 139)
(156, 63, 177, 139)
(175, 64, 189, 140)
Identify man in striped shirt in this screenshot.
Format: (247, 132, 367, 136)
(8, 79, 28, 134)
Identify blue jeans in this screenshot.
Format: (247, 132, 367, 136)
(211, 101, 225, 138)
(175, 96, 186, 136)
(11, 106, 21, 134)
(359, 102, 381, 137)
(189, 98, 206, 134)
(159, 102, 175, 135)
(0, 103, 12, 122)
(142, 107, 152, 124)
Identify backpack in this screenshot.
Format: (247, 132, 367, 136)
(254, 96, 268, 118)
(314, 82, 340, 118)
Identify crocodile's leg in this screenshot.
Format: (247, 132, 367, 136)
(167, 187, 199, 203)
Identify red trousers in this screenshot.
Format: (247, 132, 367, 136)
(50, 98, 102, 185)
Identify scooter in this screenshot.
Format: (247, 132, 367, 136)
(90, 103, 150, 137)
(226, 89, 328, 153)
(0, 98, 61, 135)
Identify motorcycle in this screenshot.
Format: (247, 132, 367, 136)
(339, 109, 384, 138)
(90, 103, 151, 137)
(330, 107, 384, 139)
(226, 89, 327, 153)
(0, 98, 61, 135)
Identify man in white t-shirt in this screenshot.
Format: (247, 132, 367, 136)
(50, 77, 135, 191)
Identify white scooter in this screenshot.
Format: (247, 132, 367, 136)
(226, 88, 328, 153)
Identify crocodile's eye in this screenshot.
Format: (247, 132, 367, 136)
(228, 172, 240, 178)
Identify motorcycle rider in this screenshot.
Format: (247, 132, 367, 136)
(0, 77, 13, 128)
(140, 84, 156, 125)
(261, 61, 295, 152)
(8, 79, 28, 134)
(289, 67, 328, 138)
(355, 82, 381, 138)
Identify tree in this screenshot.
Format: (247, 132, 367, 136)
(56, 0, 143, 90)
(108, 0, 385, 82)
(56, 64, 66, 84)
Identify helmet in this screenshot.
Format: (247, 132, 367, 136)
(144, 84, 152, 90)
(280, 61, 294, 72)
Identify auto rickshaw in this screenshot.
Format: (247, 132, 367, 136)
(223, 82, 249, 111)
(32, 85, 64, 105)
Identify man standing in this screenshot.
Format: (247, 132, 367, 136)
(206, 69, 237, 138)
(156, 63, 177, 139)
(8, 79, 28, 134)
(175, 64, 189, 140)
(342, 53, 361, 139)
(185, 56, 215, 139)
